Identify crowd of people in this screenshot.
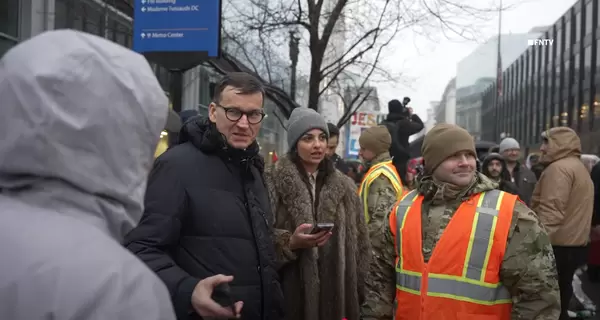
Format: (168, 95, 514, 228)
(1, 30, 598, 320)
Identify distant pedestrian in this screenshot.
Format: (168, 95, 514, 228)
(531, 127, 594, 320)
(499, 137, 537, 205)
(481, 153, 520, 196)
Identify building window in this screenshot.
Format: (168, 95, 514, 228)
(582, 89, 590, 133)
(115, 23, 129, 47)
(84, 20, 100, 36)
(106, 21, 116, 41)
(572, 53, 579, 84)
(556, 27, 563, 60)
(531, 107, 539, 139)
(587, 1, 594, 35)
(0, 35, 17, 58)
(572, 99, 579, 130)
(565, 19, 571, 50)
(55, 0, 69, 29)
(585, 45, 593, 69)
(540, 45, 546, 70)
(0, 0, 19, 38)
(594, 94, 600, 131)
(561, 101, 568, 126)
(596, 40, 600, 68)
(548, 30, 554, 63)
(575, 11, 581, 44)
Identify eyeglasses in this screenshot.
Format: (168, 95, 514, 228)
(215, 103, 266, 124)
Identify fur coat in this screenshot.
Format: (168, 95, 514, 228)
(264, 154, 370, 320)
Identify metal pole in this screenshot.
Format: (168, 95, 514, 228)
(289, 30, 299, 102)
(169, 71, 184, 113)
(495, 0, 503, 141)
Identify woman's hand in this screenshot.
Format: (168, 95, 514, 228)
(289, 223, 332, 250)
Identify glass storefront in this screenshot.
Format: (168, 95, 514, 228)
(0, 0, 20, 58)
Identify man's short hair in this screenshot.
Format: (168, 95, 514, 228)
(327, 123, 340, 138)
(212, 72, 265, 103)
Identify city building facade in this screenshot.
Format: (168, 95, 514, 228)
(456, 30, 543, 140)
(6, 0, 291, 156)
(1, 0, 20, 57)
(433, 78, 457, 125)
(481, 0, 600, 154)
(425, 101, 439, 133)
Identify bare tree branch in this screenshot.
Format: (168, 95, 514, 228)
(222, 0, 524, 115)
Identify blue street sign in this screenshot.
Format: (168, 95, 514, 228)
(133, 0, 221, 57)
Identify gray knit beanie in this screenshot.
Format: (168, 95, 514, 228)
(287, 107, 329, 149)
(499, 138, 520, 153)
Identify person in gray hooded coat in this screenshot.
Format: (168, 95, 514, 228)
(0, 30, 175, 320)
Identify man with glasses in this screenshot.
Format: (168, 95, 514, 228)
(125, 72, 284, 320)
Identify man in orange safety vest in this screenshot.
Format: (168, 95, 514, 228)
(361, 124, 560, 320)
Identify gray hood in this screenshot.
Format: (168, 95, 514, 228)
(0, 30, 168, 241)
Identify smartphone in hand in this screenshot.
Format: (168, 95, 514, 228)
(310, 222, 334, 234)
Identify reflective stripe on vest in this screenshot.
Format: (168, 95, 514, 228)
(393, 189, 512, 306)
(357, 161, 403, 223)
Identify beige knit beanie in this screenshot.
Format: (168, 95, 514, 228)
(359, 126, 391, 155)
(422, 124, 476, 174)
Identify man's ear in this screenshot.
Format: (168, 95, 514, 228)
(208, 103, 217, 122)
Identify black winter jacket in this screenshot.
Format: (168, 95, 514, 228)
(380, 113, 424, 184)
(481, 153, 521, 198)
(124, 117, 284, 320)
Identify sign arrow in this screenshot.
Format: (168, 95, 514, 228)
(141, 7, 147, 12)
(141, 33, 146, 38)
(141, 0, 146, 3)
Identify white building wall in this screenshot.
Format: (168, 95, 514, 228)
(424, 102, 438, 133)
(445, 87, 456, 125)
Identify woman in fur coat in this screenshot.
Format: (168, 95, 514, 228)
(265, 108, 370, 320)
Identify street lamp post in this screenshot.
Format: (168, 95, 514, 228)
(288, 30, 300, 102)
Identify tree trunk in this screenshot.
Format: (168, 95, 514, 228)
(307, 58, 321, 111)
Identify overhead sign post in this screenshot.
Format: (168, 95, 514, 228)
(133, 0, 222, 71)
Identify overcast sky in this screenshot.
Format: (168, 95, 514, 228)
(377, 0, 578, 120)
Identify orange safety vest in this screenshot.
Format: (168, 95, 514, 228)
(357, 160, 404, 223)
(389, 189, 516, 320)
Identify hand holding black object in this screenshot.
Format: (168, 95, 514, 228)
(289, 223, 332, 249)
(191, 275, 243, 318)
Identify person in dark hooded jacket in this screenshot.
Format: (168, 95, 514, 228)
(380, 98, 424, 185)
(124, 72, 284, 320)
(481, 153, 521, 196)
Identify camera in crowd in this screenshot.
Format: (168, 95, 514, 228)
(388, 96, 412, 119)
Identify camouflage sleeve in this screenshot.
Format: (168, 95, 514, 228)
(366, 177, 399, 238)
(361, 210, 396, 320)
(500, 201, 560, 320)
